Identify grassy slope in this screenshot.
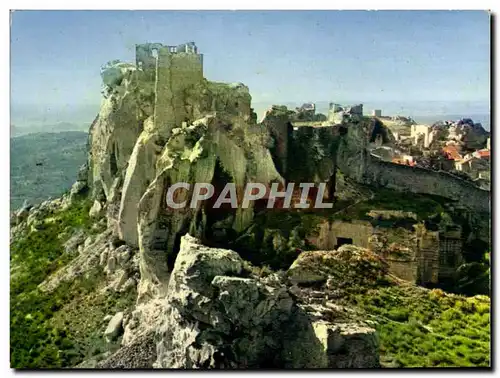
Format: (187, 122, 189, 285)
(10, 199, 136, 368)
(10, 132, 88, 210)
(329, 187, 490, 367)
(345, 284, 490, 367)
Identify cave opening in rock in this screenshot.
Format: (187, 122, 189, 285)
(335, 237, 353, 249)
(171, 227, 189, 269)
(203, 159, 237, 246)
(110, 145, 118, 177)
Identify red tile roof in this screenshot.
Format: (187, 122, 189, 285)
(442, 145, 462, 161)
(474, 149, 490, 159)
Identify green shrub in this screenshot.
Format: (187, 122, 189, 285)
(10, 199, 135, 369)
(346, 286, 490, 367)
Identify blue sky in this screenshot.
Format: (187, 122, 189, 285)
(11, 10, 490, 121)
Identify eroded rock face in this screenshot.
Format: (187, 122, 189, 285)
(436, 119, 490, 150)
(261, 105, 294, 176)
(150, 234, 379, 369)
(117, 125, 161, 246)
(89, 200, 104, 218)
(38, 226, 139, 294)
(135, 113, 284, 297)
(14, 199, 32, 225)
(89, 66, 154, 202)
(97, 333, 157, 369)
(87, 60, 288, 298)
(282, 310, 380, 368)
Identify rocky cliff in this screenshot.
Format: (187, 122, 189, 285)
(86, 58, 345, 301)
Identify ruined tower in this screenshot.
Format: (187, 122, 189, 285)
(136, 42, 204, 137)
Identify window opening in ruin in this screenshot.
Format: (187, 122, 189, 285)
(339, 126, 348, 136)
(439, 238, 461, 267)
(335, 237, 353, 249)
(440, 249, 456, 267)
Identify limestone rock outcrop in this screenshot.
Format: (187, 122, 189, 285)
(14, 199, 32, 225)
(11, 43, 493, 370)
(431, 118, 490, 150)
(87, 54, 287, 298)
(146, 234, 379, 369)
(104, 312, 124, 342)
(135, 113, 284, 297)
(88, 65, 152, 203)
(38, 225, 139, 295)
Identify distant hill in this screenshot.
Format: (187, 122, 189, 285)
(10, 122, 91, 137)
(10, 131, 88, 210)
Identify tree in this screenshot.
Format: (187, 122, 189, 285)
(455, 252, 490, 296)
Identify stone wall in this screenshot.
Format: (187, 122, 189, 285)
(363, 159, 490, 213)
(334, 116, 490, 214)
(154, 49, 204, 137)
(415, 225, 440, 284)
(410, 124, 432, 147)
(306, 219, 464, 285)
(136, 43, 164, 80)
(307, 220, 373, 251)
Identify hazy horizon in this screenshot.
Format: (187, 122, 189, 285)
(11, 100, 490, 133)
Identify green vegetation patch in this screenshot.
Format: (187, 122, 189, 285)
(342, 187, 450, 223)
(10, 199, 133, 368)
(11, 199, 95, 296)
(345, 286, 490, 367)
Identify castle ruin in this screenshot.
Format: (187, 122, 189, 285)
(136, 42, 204, 137)
(327, 103, 363, 124)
